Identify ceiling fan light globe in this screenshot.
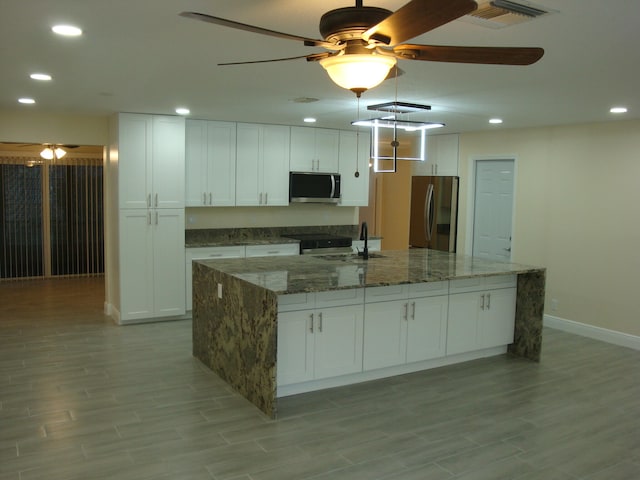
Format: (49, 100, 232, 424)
(40, 147, 54, 160)
(319, 54, 397, 93)
(54, 147, 67, 159)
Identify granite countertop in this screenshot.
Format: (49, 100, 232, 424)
(186, 237, 300, 248)
(195, 249, 544, 295)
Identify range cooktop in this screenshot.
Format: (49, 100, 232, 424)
(282, 233, 353, 252)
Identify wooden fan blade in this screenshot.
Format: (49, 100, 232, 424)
(363, 0, 478, 46)
(179, 12, 339, 50)
(393, 44, 544, 65)
(219, 53, 330, 66)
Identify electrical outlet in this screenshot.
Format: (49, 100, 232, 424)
(217, 283, 223, 299)
(550, 298, 558, 312)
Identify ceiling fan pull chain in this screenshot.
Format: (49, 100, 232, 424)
(355, 95, 360, 178)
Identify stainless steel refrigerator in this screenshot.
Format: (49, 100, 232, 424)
(409, 176, 459, 252)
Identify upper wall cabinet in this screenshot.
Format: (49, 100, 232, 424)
(236, 123, 290, 206)
(414, 133, 459, 177)
(290, 126, 340, 173)
(117, 113, 185, 209)
(185, 120, 236, 207)
(338, 131, 371, 207)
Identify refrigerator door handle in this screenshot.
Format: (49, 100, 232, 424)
(425, 183, 435, 242)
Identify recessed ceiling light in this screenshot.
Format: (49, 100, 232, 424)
(489, 118, 503, 124)
(52, 24, 83, 36)
(303, 117, 317, 123)
(175, 107, 190, 115)
(610, 107, 628, 114)
(18, 98, 36, 104)
(30, 73, 52, 81)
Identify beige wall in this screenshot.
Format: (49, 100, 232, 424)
(185, 205, 358, 229)
(0, 110, 109, 145)
(458, 119, 640, 336)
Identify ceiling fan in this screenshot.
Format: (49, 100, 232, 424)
(180, 0, 544, 97)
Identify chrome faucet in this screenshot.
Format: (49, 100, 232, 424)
(358, 221, 369, 260)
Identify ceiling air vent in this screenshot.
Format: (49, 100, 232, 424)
(463, 0, 552, 29)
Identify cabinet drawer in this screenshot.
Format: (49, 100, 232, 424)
(245, 243, 299, 257)
(449, 277, 485, 294)
(408, 281, 448, 298)
(315, 288, 364, 308)
(484, 274, 517, 290)
(365, 284, 408, 303)
(187, 245, 245, 261)
(278, 292, 314, 312)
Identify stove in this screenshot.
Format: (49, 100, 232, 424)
(283, 233, 353, 255)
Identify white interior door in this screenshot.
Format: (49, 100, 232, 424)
(472, 159, 515, 261)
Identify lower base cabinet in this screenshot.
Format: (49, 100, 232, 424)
(277, 290, 364, 386)
(447, 276, 517, 355)
(363, 282, 448, 371)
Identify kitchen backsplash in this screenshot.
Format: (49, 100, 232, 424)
(185, 225, 360, 247)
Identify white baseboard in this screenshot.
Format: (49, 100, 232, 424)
(544, 314, 640, 351)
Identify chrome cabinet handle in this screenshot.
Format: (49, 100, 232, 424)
(309, 313, 314, 333)
(147, 212, 151, 225)
(155, 193, 158, 207)
(155, 212, 159, 225)
(147, 194, 151, 208)
(480, 294, 485, 310)
(209, 192, 212, 205)
(403, 303, 408, 320)
(265, 192, 268, 205)
(203, 193, 207, 205)
(486, 293, 491, 310)
(318, 312, 323, 332)
(411, 301, 416, 320)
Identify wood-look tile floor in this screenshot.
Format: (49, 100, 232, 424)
(1, 277, 639, 479)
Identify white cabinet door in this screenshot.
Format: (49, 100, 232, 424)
(236, 123, 290, 206)
(119, 209, 154, 320)
(118, 114, 152, 209)
(313, 305, 364, 380)
(290, 126, 339, 173)
(153, 209, 185, 317)
(447, 281, 516, 355)
(185, 120, 236, 207)
(339, 130, 370, 206)
(446, 292, 481, 356)
(235, 123, 261, 206)
(423, 133, 459, 177)
(119, 209, 185, 322)
(314, 128, 340, 173)
(477, 287, 516, 349)
(117, 113, 185, 209)
(407, 296, 448, 363)
(277, 311, 315, 385)
(261, 124, 290, 206)
(363, 300, 407, 370)
(185, 119, 209, 206)
(151, 116, 185, 208)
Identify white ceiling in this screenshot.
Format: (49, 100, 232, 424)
(1, 0, 638, 137)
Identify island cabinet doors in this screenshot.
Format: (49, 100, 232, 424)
(362, 289, 449, 371)
(277, 303, 364, 386)
(446, 275, 517, 356)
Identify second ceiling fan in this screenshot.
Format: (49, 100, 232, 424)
(180, 0, 544, 97)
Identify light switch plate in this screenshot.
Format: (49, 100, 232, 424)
(218, 283, 223, 299)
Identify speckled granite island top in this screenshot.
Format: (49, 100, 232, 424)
(195, 249, 543, 294)
(192, 249, 545, 418)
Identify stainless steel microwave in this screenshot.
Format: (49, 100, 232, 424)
(289, 172, 341, 204)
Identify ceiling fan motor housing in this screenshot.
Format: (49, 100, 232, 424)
(319, 6, 392, 43)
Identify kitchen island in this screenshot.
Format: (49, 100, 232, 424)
(192, 249, 545, 418)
